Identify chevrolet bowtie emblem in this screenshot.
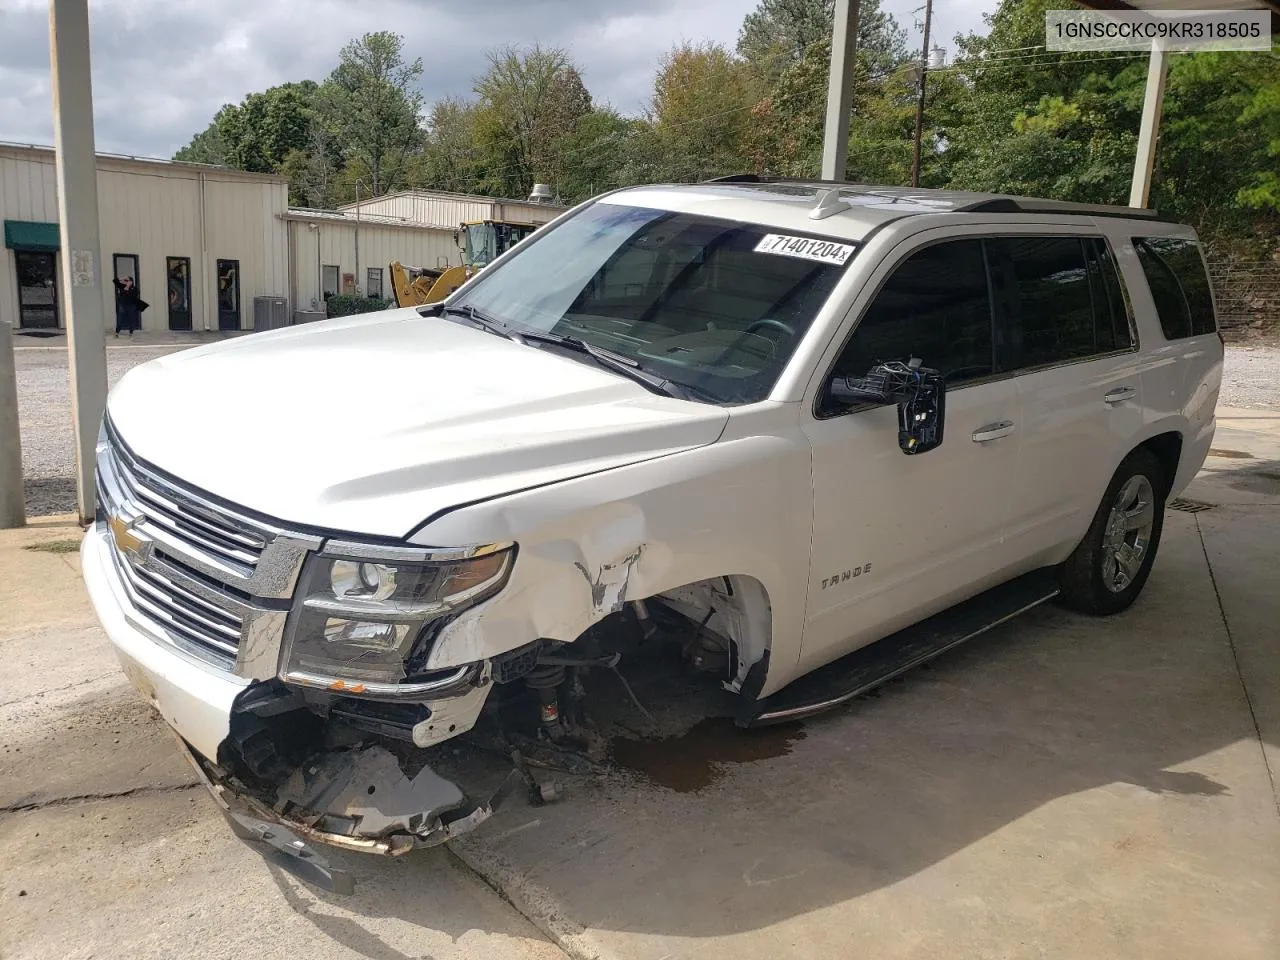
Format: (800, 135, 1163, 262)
(108, 512, 149, 560)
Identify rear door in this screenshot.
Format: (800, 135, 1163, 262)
(991, 234, 1146, 566)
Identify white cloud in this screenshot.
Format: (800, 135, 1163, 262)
(0, 0, 997, 158)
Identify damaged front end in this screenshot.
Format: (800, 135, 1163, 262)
(184, 675, 530, 895)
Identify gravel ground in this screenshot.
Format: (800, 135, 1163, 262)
(1220, 341, 1280, 409)
(11, 340, 1280, 518)
(15, 344, 188, 516)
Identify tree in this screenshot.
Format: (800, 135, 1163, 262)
(737, 0, 908, 82)
(174, 81, 317, 173)
(648, 42, 759, 182)
(317, 32, 425, 196)
(408, 97, 488, 194)
(472, 45, 593, 197)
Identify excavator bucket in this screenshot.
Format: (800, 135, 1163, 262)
(390, 261, 470, 308)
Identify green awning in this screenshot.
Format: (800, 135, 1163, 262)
(4, 220, 60, 252)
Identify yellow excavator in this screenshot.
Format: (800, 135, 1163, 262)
(390, 218, 540, 308)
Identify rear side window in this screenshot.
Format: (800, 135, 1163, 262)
(989, 236, 1136, 372)
(1133, 237, 1217, 339)
(988, 237, 1094, 369)
(830, 238, 994, 387)
(1086, 238, 1133, 352)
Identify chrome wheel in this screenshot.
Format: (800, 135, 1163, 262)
(1100, 474, 1156, 593)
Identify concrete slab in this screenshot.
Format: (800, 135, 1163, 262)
(0, 522, 568, 960)
(460, 510, 1280, 960)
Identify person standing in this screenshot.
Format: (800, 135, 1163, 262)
(113, 275, 148, 337)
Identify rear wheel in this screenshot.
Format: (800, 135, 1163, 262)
(1058, 449, 1166, 616)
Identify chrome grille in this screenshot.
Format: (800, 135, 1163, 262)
(101, 424, 269, 579)
(108, 544, 244, 664)
(97, 419, 318, 675)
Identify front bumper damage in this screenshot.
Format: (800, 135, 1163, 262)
(176, 733, 522, 894)
(82, 526, 523, 893)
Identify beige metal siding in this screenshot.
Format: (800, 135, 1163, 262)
(1, 145, 289, 332)
(290, 218, 460, 308)
(0, 152, 61, 331)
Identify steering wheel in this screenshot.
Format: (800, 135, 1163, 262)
(745, 318, 796, 339)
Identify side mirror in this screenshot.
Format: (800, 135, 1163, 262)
(829, 359, 946, 455)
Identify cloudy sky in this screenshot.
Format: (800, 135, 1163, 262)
(0, 0, 995, 159)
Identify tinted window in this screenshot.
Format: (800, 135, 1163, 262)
(1133, 237, 1217, 339)
(829, 239, 993, 393)
(988, 237, 1095, 369)
(1086, 238, 1133, 351)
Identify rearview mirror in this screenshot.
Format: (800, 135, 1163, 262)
(829, 359, 946, 455)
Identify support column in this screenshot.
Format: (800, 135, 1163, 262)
(1129, 39, 1169, 209)
(50, 0, 108, 525)
(820, 0, 861, 181)
(0, 321, 24, 528)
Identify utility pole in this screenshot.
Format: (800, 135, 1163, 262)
(49, 0, 108, 525)
(910, 0, 934, 188)
(821, 0, 862, 181)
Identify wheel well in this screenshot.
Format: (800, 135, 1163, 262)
(1137, 432, 1183, 497)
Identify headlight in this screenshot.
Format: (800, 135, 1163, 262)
(281, 541, 514, 697)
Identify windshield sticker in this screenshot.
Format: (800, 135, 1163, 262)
(754, 234, 855, 265)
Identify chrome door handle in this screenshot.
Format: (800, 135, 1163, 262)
(1105, 386, 1137, 404)
(972, 420, 1015, 443)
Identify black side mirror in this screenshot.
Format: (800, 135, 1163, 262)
(829, 359, 947, 455)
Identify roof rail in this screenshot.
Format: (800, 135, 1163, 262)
(958, 197, 1164, 220)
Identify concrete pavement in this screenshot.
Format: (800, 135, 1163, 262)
(454, 407, 1280, 960)
(0, 521, 568, 960)
(1, 409, 1276, 960)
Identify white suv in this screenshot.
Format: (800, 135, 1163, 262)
(83, 179, 1221, 886)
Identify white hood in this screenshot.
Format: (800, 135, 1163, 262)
(107, 310, 729, 539)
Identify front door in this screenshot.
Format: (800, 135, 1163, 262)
(216, 259, 240, 330)
(15, 251, 59, 328)
(166, 257, 192, 330)
(799, 236, 1021, 676)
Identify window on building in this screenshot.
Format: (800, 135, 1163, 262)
(366, 267, 383, 299)
(827, 238, 994, 407)
(1133, 237, 1217, 340)
(322, 264, 340, 298)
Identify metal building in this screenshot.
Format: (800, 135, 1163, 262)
(1, 141, 567, 333)
(1, 141, 289, 333)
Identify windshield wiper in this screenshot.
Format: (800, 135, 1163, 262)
(513, 329, 716, 402)
(440, 303, 519, 341)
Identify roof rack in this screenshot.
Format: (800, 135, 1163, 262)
(957, 197, 1162, 220)
(702, 174, 1164, 221)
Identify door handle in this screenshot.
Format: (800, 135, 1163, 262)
(972, 420, 1015, 443)
(1104, 386, 1137, 405)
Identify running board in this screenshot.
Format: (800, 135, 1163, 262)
(739, 568, 1060, 726)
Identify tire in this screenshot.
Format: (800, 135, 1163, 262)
(1058, 448, 1166, 616)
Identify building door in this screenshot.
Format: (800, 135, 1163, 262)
(14, 251, 59, 328)
(216, 259, 240, 330)
(112, 254, 142, 331)
(166, 257, 192, 330)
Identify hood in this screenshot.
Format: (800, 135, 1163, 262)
(107, 310, 729, 539)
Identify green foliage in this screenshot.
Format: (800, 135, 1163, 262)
(325, 294, 394, 317)
(171, 2, 1276, 255)
(647, 42, 762, 182)
(317, 32, 425, 196)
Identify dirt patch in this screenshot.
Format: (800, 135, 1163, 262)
(24, 539, 81, 554)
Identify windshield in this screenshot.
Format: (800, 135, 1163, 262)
(465, 222, 538, 268)
(451, 202, 855, 404)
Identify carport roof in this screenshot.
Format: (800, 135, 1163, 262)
(1074, 0, 1280, 32)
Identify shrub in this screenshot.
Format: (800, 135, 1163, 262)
(325, 294, 394, 318)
